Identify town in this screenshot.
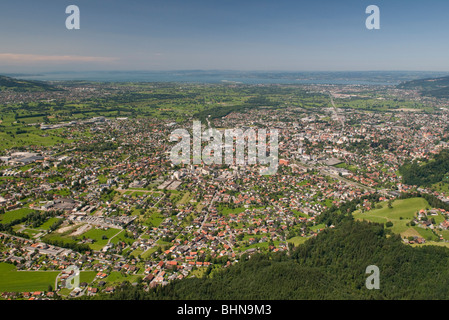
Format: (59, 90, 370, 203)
(1, 79, 449, 299)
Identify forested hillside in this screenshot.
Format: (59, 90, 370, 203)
(397, 75, 449, 98)
(400, 149, 449, 186)
(0, 75, 59, 92)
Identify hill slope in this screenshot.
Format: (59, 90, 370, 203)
(397, 75, 449, 98)
(0, 75, 58, 92)
(399, 149, 449, 187)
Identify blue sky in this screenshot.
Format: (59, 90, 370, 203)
(1, 0, 449, 72)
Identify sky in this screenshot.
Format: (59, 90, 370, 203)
(0, 0, 449, 72)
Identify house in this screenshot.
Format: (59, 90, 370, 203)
(104, 287, 115, 294)
(416, 237, 426, 244)
(2, 292, 18, 299)
(143, 274, 154, 282)
(440, 220, 449, 230)
(87, 287, 98, 294)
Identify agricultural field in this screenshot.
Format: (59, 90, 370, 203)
(352, 197, 446, 243)
(0, 208, 34, 225)
(0, 112, 72, 150)
(102, 271, 142, 286)
(334, 96, 428, 112)
(217, 206, 246, 216)
(0, 262, 58, 292)
(38, 217, 62, 230)
(79, 227, 123, 251)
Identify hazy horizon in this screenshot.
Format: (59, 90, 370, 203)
(5, 69, 449, 86)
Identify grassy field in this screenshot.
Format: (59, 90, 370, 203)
(0, 262, 58, 292)
(237, 240, 281, 252)
(0, 208, 34, 224)
(41, 223, 81, 246)
(291, 209, 309, 218)
(143, 209, 165, 227)
(103, 271, 142, 285)
(217, 206, 246, 216)
(80, 227, 122, 250)
(108, 230, 134, 246)
(141, 246, 158, 259)
(38, 217, 62, 230)
(353, 197, 431, 238)
(21, 228, 41, 237)
(130, 249, 144, 258)
(176, 192, 190, 205)
(0, 119, 72, 150)
(287, 236, 309, 246)
(413, 226, 439, 241)
(310, 223, 326, 232)
(79, 271, 98, 284)
(0, 262, 100, 293)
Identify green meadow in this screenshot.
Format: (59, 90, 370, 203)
(0, 208, 34, 224)
(352, 197, 439, 240)
(287, 236, 309, 246)
(78, 227, 122, 250)
(0, 262, 58, 292)
(103, 271, 142, 286)
(142, 209, 165, 227)
(38, 217, 62, 230)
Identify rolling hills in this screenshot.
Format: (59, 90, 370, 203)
(397, 75, 449, 98)
(0, 75, 59, 92)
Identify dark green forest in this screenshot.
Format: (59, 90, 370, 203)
(400, 149, 449, 186)
(397, 75, 449, 98)
(0, 75, 59, 92)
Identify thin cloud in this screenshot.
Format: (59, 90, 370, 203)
(0, 53, 118, 63)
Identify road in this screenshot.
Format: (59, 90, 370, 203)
(107, 229, 124, 245)
(199, 192, 218, 231)
(328, 92, 345, 129)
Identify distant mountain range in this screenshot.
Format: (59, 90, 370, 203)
(397, 75, 449, 98)
(0, 75, 58, 92)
